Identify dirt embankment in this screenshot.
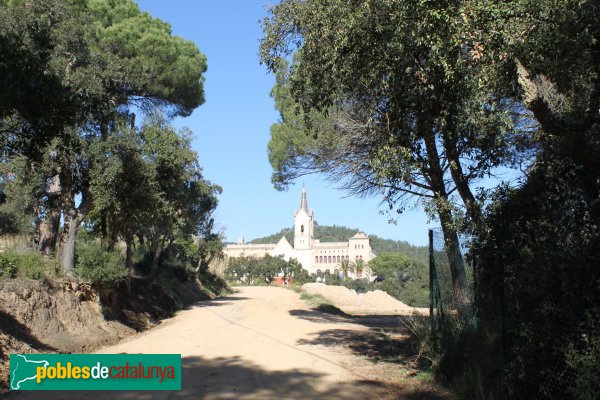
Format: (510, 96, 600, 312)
(0, 275, 223, 390)
(302, 282, 429, 315)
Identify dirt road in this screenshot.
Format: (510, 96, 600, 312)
(11, 286, 449, 400)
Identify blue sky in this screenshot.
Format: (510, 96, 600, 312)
(135, 0, 435, 245)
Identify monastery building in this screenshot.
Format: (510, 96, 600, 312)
(224, 188, 376, 277)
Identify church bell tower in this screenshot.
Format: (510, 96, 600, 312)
(294, 187, 314, 250)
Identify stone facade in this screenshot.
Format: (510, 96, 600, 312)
(224, 188, 376, 277)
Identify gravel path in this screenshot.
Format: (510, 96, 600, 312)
(9, 286, 449, 400)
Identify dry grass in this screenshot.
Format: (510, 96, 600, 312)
(0, 235, 31, 252)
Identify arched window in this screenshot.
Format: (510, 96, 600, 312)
(337, 255, 341, 262)
(325, 269, 330, 276)
(316, 269, 322, 278)
(328, 256, 332, 263)
(301, 225, 304, 233)
(346, 255, 349, 260)
(315, 256, 318, 263)
(334, 269, 339, 277)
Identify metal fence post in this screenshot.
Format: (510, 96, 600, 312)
(428, 229, 436, 351)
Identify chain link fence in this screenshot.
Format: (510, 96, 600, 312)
(429, 228, 475, 349)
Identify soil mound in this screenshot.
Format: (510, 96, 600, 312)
(0, 278, 135, 389)
(302, 282, 429, 316)
(0, 275, 223, 390)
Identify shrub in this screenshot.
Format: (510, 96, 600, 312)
(0, 251, 59, 279)
(342, 278, 374, 293)
(75, 242, 127, 286)
(225, 254, 309, 286)
(17, 252, 59, 279)
(0, 252, 17, 278)
(567, 314, 600, 400)
(197, 267, 230, 296)
(471, 157, 600, 399)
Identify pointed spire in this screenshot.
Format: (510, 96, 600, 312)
(300, 185, 308, 211)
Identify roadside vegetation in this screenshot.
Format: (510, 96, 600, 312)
(0, 0, 229, 371)
(327, 252, 429, 308)
(224, 254, 311, 286)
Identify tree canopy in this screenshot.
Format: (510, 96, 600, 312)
(260, 0, 536, 309)
(0, 0, 207, 157)
(0, 0, 216, 279)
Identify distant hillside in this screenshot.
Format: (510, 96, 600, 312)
(250, 223, 428, 265)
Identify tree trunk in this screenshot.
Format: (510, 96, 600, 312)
(107, 211, 119, 251)
(58, 172, 92, 276)
(38, 209, 60, 255)
(125, 230, 133, 273)
(516, 60, 600, 169)
(38, 173, 62, 255)
(442, 130, 483, 228)
(100, 211, 107, 245)
(437, 205, 470, 311)
(59, 212, 83, 277)
(422, 128, 470, 310)
(151, 236, 164, 276)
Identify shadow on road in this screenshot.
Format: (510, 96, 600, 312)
(185, 296, 250, 310)
(290, 307, 430, 367)
(289, 307, 413, 328)
(297, 328, 416, 365)
(7, 355, 451, 400)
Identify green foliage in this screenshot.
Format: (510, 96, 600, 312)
(369, 236, 429, 265)
(85, 0, 207, 116)
(341, 278, 372, 294)
(471, 156, 600, 399)
(368, 253, 412, 277)
(336, 258, 350, 280)
(371, 253, 429, 307)
(567, 318, 600, 400)
(350, 258, 365, 277)
(88, 114, 220, 271)
(225, 255, 309, 286)
(323, 253, 430, 307)
(75, 242, 127, 286)
(468, 1, 599, 169)
(0, 250, 59, 279)
(260, 1, 529, 219)
(1, 0, 207, 155)
(0, 157, 43, 235)
(0, 0, 89, 155)
(196, 267, 230, 298)
(0, 0, 213, 276)
(0, 252, 17, 278)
